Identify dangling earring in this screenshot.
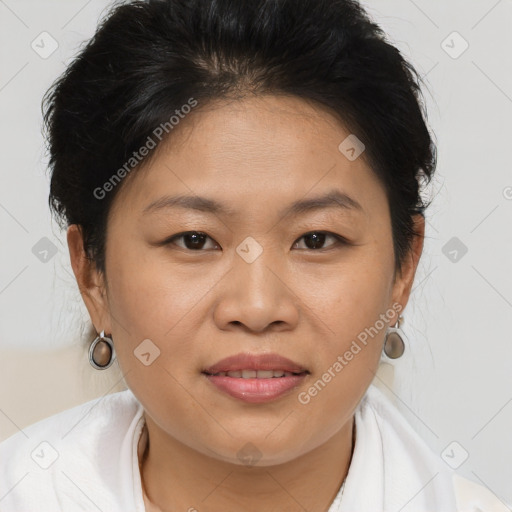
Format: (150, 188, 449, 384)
(89, 330, 116, 370)
(383, 315, 405, 359)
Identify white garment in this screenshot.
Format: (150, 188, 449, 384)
(0, 384, 507, 512)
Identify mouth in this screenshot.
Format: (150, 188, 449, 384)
(202, 352, 309, 375)
(202, 353, 310, 403)
(203, 369, 308, 378)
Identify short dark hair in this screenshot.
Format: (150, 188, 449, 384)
(43, 0, 436, 276)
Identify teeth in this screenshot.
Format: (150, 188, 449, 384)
(256, 370, 274, 378)
(211, 370, 303, 378)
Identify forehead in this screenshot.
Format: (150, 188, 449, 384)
(110, 94, 386, 221)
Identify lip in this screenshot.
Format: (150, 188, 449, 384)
(203, 352, 308, 374)
(202, 353, 309, 404)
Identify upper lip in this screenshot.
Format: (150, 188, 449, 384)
(203, 353, 309, 374)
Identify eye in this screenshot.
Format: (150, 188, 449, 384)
(292, 231, 346, 250)
(165, 231, 220, 251)
(162, 230, 347, 251)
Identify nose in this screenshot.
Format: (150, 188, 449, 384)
(213, 246, 300, 334)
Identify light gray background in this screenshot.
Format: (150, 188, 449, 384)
(1, 0, 511, 505)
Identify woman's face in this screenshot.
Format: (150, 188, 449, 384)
(71, 94, 423, 466)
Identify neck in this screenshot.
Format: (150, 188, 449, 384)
(139, 415, 355, 512)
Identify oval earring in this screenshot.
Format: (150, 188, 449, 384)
(89, 330, 116, 370)
(383, 315, 405, 359)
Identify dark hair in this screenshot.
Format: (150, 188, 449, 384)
(43, 0, 436, 276)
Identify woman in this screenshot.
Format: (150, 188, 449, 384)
(0, 0, 506, 510)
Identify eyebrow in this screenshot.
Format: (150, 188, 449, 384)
(142, 189, 364, 218)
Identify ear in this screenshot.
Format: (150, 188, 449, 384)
(390, 214, 425, 317)
(67, 224, 112, 335)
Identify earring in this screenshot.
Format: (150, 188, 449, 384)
(89, 330, 116, 370)
(383, 315, 405, 359)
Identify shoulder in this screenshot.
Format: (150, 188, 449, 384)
(452, 473, 511, 512)
(360, 384, 511, 512)
(0, 388, 144, 512)
(0, 388, 141, 459)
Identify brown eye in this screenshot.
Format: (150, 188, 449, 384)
(166, 231, 219, 250)
(293, 231, 345, 250)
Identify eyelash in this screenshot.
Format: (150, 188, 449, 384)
(162, 230, 349, 252)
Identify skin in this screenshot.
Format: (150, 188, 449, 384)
(68, 94, 424, 512)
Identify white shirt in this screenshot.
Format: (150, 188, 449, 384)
(0, 384, 508, 511)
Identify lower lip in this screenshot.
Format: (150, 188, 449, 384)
(203, 373, 308, 403)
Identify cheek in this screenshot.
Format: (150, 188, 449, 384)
(293, 247, 394, 393)
(105, 241, 204, 333)
(291, 269, 392, 442)
(295, 244, 394, 336)
(103, 243, 209, 386)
